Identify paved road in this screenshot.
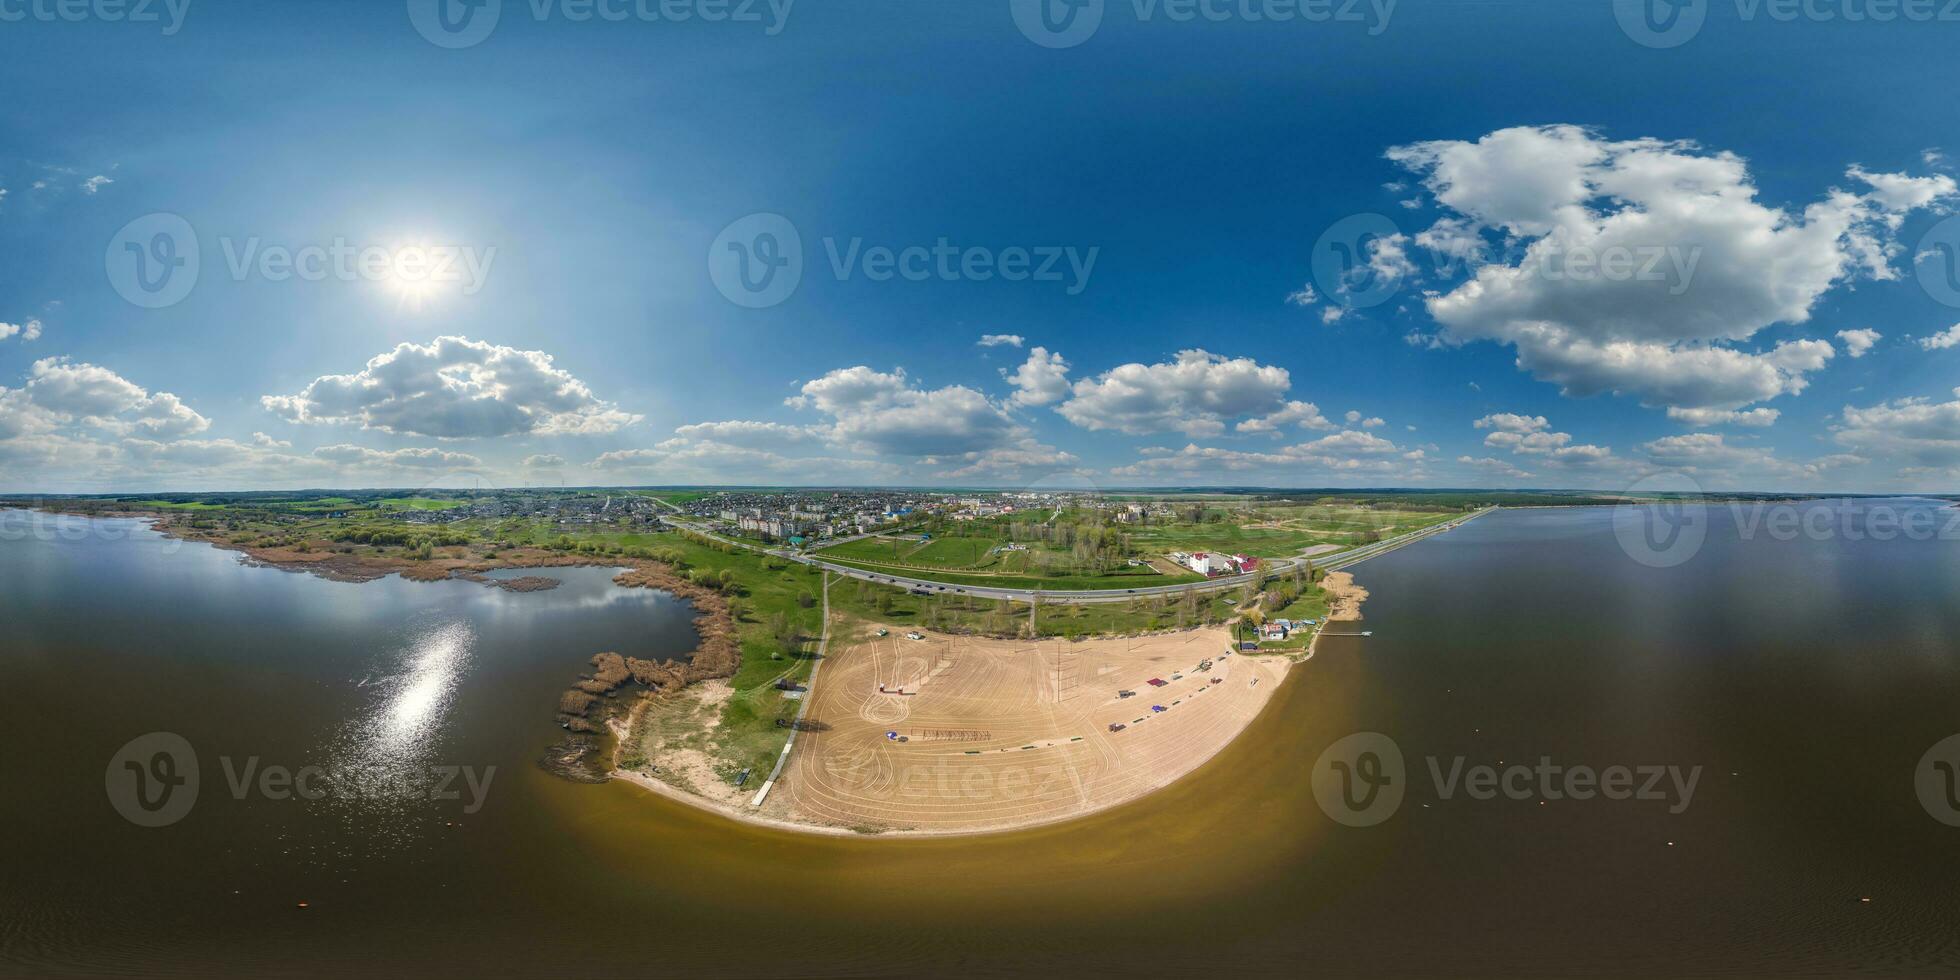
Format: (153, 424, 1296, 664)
(665, 507, 1494, 605)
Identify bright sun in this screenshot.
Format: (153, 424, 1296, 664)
(378, 241, 449, 310)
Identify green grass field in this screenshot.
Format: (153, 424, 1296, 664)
(828, 579, 1243, 639)
(813, 529, 1195, 590)
(376, 497, 468, 511)
(811, 555, 1200, 592)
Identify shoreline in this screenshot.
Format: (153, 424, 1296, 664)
(30, 506, 1369, 840)
(608, 581, 1362, 838)
(1302, 569, 1368, 662)
(605, 654, 1303, 840)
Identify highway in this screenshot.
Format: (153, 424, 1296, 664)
(661, 507, 1495, 606)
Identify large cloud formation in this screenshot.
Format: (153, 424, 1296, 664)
(600, 363, 1079, 485)
(1051, 349, 1296, 437)
(1391, 125, 1955, 412)
(0, 355, 491, 490)
(786, 365, 1021, 457)
(263, 336, 640, 439)
(22, 357, 210, 440)
(1471, 412, 1620, 473)
(1111, 429, 1427, 481)
(1833, 390, 1960, 474)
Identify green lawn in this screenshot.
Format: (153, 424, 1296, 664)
(813, 554, 1201, 592)
(122, 499, 227, 510)
(376, 497, 468, 511)
(828, 578, 1240, 639)
(622, 533, 830, 785)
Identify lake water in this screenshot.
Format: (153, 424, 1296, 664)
(4, 504, 1960, 978)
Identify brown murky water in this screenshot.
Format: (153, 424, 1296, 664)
(5, 505, 1960, 977)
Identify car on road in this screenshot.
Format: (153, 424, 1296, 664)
(1151, 705, 1166, 713)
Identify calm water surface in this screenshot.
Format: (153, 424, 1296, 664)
(4, 504, 1960, 978)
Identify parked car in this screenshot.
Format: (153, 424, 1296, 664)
(1107, 723, 1126, 733)
(1151, 705, 1167, 713)
(1147, 678, 1168, 687)
(1117, 689, 1136, 698)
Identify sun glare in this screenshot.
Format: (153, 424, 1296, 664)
(377, 240, 453, 310)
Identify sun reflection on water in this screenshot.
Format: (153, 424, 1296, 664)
(315, 620, 476, 846)
(377, 621, 472, 746)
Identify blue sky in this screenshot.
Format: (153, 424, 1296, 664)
(5, 0, 1960, 493)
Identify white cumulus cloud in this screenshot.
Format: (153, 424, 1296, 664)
(1390, 125, 1955, 412)
(262, 336, 640, 439)
(1058, 349, 1295, 437)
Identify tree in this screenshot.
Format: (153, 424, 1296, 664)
(768, 611, 798, 649)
